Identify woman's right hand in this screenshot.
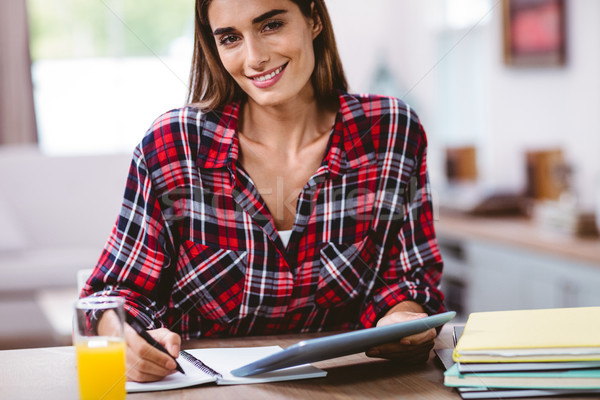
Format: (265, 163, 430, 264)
(97, 312, 182, 382)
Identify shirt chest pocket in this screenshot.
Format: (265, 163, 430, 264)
(315, 237, 376, 308)
(174, 240, 247, 324)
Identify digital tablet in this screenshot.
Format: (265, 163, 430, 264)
(231, 311, 456, 377)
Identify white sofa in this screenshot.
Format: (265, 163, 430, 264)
(0, 145, 131, 348)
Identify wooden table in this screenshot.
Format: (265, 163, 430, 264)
(2, 324, 597, 400)
(0, 325, 460, 400)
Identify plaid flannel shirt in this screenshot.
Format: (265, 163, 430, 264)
(82, 91, 445, 339)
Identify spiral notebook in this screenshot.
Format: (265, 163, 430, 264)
(126, 346, 326, 393)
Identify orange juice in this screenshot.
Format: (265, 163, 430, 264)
(76, 338, 126, 400)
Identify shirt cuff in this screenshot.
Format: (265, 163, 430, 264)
(359, 285, 447, 328)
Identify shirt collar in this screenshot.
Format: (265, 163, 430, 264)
(327, 91, 377, 178)
(196, 92, 376, 176)
(196, 101, 241, 170)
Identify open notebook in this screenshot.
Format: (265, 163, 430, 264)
(126, 346, 326, 393)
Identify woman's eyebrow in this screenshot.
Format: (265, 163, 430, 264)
(252, 9, 287, 24)
(213, 9, 288, 36)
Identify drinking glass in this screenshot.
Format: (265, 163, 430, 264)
(74, 296, 127, 400)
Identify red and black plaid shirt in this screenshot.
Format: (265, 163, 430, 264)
(83, 91, 445, 339)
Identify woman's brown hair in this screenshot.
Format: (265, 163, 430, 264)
(187, 0, 348, 111)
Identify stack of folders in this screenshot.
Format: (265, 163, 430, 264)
(444, 307, 600, 399)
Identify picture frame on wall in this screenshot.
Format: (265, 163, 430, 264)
(503, 0, 566, 66)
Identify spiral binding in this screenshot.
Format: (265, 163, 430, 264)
(180, 350, 223, 379)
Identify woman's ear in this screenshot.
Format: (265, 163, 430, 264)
(310, 2, 323, 39)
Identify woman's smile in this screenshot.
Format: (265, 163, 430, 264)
(248, 62, 288, 88)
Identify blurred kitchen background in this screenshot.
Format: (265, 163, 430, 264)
(0, 0, 599, 349)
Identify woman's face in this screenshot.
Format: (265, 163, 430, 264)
(207, 0, 322, 108)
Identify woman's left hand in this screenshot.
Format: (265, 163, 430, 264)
(365, 305, 437, 364)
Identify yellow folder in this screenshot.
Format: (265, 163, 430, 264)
(453, 307, 600, 363)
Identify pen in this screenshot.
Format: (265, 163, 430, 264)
(126, 316, 185, 375)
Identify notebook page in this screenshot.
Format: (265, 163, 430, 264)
(126, 352, 215, 393)
(185, 346, 327, 385)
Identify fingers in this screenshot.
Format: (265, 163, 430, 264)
(371, 309, 438, 361)
(366, 340, 435, 364)
(367, 338, 435, 358)
(124, 325, 181, 382)
(377, 311, 427, 327)
(366, 336, 434, 358)
(148, 328, 181, 358)
(98, 311, 169, 380)
(367, 308, 437, 364)
(399, 327, 437, 346)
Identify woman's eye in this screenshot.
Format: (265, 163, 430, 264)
(219, 35, 240, 46)
(219, 35, 238, 46)
(263, 20, 284, 32)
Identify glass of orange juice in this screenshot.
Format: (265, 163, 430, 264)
(74, 297, 126, 400)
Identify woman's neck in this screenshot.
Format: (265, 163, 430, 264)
(240, 92, 337, 155)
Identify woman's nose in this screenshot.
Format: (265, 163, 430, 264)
(245, 36, 270, 70)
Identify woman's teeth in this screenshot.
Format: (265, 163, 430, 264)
(253, 65, 284, 82)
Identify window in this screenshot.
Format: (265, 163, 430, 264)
(435, 0, 494, 146)
(28, 0, 194, 155)
(445, 0, 493, 29)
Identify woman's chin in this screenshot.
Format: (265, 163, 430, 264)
(243, 84, 315, 109)
(245, 92, 291, 108)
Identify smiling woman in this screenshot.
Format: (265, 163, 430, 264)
(82, 0, 447, 383)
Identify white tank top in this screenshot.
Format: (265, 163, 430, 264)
(279, 230, 292, 247)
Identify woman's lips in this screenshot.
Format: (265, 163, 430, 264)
(248, 63, 288, 89)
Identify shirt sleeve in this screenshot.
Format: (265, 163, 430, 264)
(81, 143, 177, 329)
(359, 118, 446, 327)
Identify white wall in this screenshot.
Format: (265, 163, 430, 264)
(328, 0, 600, 209)
(327, 0, 441, 123)
(485, 0, 600, 208)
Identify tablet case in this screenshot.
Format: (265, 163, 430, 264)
(231, 311, 456, 376)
